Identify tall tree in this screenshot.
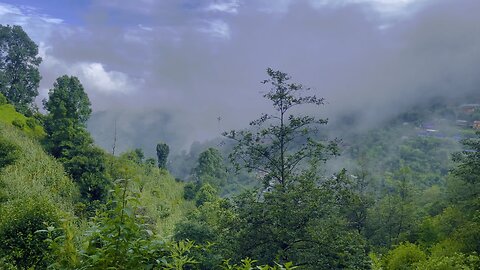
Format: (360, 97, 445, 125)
(0, 25, 42, 115)
(452, 132, 480, 185)
(365, 168, 419, 249)
(44, 75, 91, 125)
(193, 147, 227, 188)
(448, 131, 480, 253)
(43, 75, 92, 158)
(43, 75, 109, 204)
(221, 69, 368, 268)
(156, 142, 169, 169)
(224, 68, 338, 188)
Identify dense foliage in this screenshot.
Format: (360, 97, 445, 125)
(43, 75, 111, 206)
(156, 142, 170, 169)
(0, 136, 19, 170)
(0, 25, 41, 115)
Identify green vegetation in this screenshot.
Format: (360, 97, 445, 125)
(0, 25, 41, 115)
(0, 94, 45, 139)
(0, 123, 77, 268)
(109, 150, 195, 235)
(193, 147, 227, 189)
(0, 135, 19, 170)
(214, 69, 367, 269)
(156, 142, 170, 169)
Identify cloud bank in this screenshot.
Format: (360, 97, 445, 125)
(1, 0, 479, 155)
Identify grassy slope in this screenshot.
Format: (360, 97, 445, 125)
(0, 103, 192, 237)
(0, 122, 78, 221)
(108, 156, 195, 237)
(0, 104, 45, 138)
(144, 172, 195, 236)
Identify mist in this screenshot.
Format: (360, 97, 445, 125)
(1, 0, 479, 155)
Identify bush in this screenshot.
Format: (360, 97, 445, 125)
(11, 119, 24, 129)
(25, 118, 36, 129)
(0, 137, 20, 170)
(77, 172, 111, 203)
(383, 242, 426, 270)
(0, 93, 7, 105)
(195, 183, 218, 206)
(184, 181, 200, 200)
(0, 198, 59, 269)
(415, 253, 480, 270)
(79, 179, 197, 269)
(174, 219, 215, 245)
(62, 146, 111, 203)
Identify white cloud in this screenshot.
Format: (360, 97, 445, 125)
(41, 17, 63, 24)
(0, 3, 63, 43)
(138, 24, 153, 31)
(38, 44, 139, 99)
(356, 0, 426, 15)
(0, 3, 22, 16)
(205, 0, 240, 14)
(258, 0, 428, 17)
(198, 19, 230, 39)
(76, 62, 136, 94)
(0, 3, 63, 25)
(256, 0, 292, 13)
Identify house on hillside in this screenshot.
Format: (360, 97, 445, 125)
(473, 121, 480, 130)
(459, 104, 480, 115)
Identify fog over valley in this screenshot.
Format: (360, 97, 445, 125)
(1, 0, 479, 155)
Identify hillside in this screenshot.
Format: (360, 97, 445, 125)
(0, 121, 78, 268)
(106, 152, 195, 235)
(0, 121, 77, 211)
(0, 118, 193, 234)
(0, 106, 194, 268)
(0, 97, 45, 139)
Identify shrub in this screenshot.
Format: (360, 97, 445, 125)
(25, 118, 36, 129)
(0, 137, 20, 170)
(415, 253, 480, 270)
(79, 179, 197, 269)
(0, 198, 59, 269)
(0, 93, 7, 105)
(184, 181, 200, 200)
(11, 119, 24, 129)
(174, 219, 215, 245)
(62, 146, 111, 203)
(195, 183, 218, 206)
(383, 242, 426, 270)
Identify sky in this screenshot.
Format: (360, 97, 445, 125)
(1, 0, 480, 155)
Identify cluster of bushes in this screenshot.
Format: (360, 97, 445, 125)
(371, 242, 479, 270)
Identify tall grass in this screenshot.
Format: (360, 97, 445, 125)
(0, 104, 45, 139)
(107, 155, 195, 237)
(0, 123, 78, 213)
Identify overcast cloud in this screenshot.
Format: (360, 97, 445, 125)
(1, 0, 479, 155)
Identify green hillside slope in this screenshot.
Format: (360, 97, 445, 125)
(0, 103, 45, 139)
(0, 112, 193, 267)
(107, 153, 195, 236)
(0, 122, 78, 268)
(0, 122, 77, 211)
